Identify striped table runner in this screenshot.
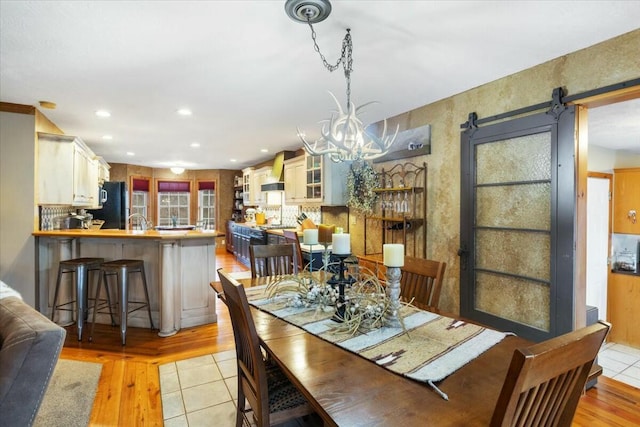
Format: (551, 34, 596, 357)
(246, 284, 508, 400)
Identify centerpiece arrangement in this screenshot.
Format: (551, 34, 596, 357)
(265, 243, 409, 336)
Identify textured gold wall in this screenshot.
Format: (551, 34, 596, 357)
(351, 29, 640, 315)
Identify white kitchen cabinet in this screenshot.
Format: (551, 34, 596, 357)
(304, 153, 349, 205)
(96, 157, 110, 184)
(38, 132, 97, 206)
(242, 167, 253, 206)
(252, 166, 271, 205)
(284, 156, 306, 204)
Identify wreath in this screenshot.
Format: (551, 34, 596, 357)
(346, 161, 379, 216)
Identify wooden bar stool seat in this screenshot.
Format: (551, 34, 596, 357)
(51, 257, 106, 341)
(89, 259, 155, 345)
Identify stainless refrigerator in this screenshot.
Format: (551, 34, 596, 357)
(88, 181, 128, 229)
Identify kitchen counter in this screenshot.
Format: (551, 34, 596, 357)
(33, 228, 224, 239)
(34, 228, 220, 338)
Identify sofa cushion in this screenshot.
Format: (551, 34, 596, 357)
(0, 296, 66, 426)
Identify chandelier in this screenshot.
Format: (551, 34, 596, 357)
(285, 0, 398, 163)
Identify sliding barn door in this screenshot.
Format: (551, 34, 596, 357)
(460, 103, 576, 342)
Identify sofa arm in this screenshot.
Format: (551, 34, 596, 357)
(0, 296, 66, 426)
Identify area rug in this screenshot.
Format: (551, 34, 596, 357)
(33, 359, 102, 427)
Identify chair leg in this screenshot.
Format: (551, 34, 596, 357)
(139, 265, 155, 330)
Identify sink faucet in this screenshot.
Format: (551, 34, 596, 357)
(128, 213, 152, 231)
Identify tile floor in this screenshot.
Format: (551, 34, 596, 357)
(160, 350, 238, 427)
(599, 342, 640, 388)
(160, 343, 640, 426)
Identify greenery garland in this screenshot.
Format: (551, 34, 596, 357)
(346, 161, 379, 216)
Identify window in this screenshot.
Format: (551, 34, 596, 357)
(157, 181, 190, 227)
(198, 181, 216, 229)
(131, 178, 150, 229)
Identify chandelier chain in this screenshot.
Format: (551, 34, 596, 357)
(306, 17, 353, 106)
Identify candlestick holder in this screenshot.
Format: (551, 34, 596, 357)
(320, 242, 331, 270)
(384, 266, 402, 328)
(327, 253, 356, 322)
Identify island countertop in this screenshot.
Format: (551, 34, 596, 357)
(33, 229, 224, 239)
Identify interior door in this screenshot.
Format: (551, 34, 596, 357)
(586, 175, 611, 321)
(460, 103, 576, 342)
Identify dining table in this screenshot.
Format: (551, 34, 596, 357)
(211, 275, 531, 427)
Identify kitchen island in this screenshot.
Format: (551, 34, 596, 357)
(33, 229, 223, 337)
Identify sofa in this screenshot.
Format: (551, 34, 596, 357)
(0, 282, 66, 427)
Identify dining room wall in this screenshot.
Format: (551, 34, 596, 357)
(351, 29, 640, 315)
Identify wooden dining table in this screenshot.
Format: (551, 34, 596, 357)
(212, 276, 531, 427)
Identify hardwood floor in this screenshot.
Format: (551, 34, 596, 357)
(58, 249, 640, 426)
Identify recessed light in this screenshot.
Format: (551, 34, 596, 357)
(95, 110, 111, 118)
(260, 148, 269, 153)
(102, 135, 113, 140)
(177, 108, 192, 116)
(190, 142, 200, 148)
(126, 152, 135, 156)
(230, 159, 237, 163)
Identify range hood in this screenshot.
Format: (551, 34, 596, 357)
(262, 181, 285, 192)
(260, 151, 296, 192)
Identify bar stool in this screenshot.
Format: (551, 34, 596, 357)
(50, 257, 106, 341)
(89, 259, 155, 345)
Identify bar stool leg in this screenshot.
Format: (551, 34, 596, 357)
(50, 264, 65, 323)
(139, 265, 155, 330)
(75, 263, 89, 341)
(119, 265, 129, 346)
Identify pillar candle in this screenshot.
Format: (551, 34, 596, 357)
(383, 244, 405, 267)
(303, 228, 319, 245)
(318, 224, 335, 243)
(332, 233, 351, 255)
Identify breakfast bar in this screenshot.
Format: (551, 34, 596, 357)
(33, 229, 223, 337)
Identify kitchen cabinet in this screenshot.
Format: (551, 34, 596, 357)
(242, 167, 253, 206)
(613, 168, 640, 234)
(252, 166, 271, 205)
(304, 153, 349, 205)
(95, 157, 110, 184)
(284, 156, 306, 204)
(608, 271, 640, 346)
(232, 176, 244, 222)
(232, 223, 267, 267)
(38, 132, 98, 207)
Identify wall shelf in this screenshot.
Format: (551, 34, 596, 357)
(364, 161, 427, 258)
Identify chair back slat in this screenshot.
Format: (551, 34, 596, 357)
(250, 243, 299, 278)
(400, 257, 446, 310)
(491, 321, 610, 427)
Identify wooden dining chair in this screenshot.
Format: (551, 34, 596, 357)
(491, 321, 610, 427)
(282, 230, 304, 270)
(217, 269, 316, 427)
(400, 257, 446, 310)
(249, 243, 299, 278)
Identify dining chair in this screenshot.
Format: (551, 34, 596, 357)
(249, 243, 299, 278)
(217, 269, 316, 427)
(400, 257, 446, 310)
(491, 321, 610, 427)
(282, 230, 304, 269)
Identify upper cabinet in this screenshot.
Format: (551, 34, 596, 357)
(304, 153, 349, 205)
(242, 166, 271, 206)
(37, 132, 102, 207)
(284, 156, 305, 204)
(613, 167, 640, 234)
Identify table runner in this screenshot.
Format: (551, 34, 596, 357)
(245, 284, 508, 400)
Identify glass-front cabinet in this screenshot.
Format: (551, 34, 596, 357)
(304, 153, 349, 205)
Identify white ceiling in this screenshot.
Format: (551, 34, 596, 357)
(1, 1, 639, 170)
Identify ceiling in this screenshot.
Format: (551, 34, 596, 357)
(1, 1, 639, 170)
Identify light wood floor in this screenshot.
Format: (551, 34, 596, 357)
(58, 249, 640, 426)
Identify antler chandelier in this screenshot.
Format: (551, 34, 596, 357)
(285, 0, 398, 163)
